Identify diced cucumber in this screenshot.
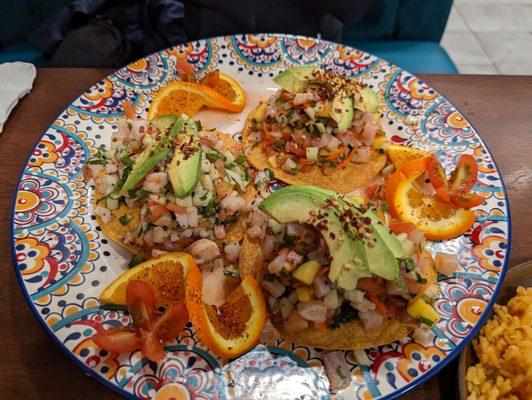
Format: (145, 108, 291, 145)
(306, 147, 319, 163)
(324, 289, 339, 309)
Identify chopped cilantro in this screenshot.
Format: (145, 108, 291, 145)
(286, 109, 294, 120)
(404, 258, 415, 272)
(129, 187, 148, 200)
(206, 152, 225, 162)
(88, 145, 108, 165)
(235, 154, 247, 165)
(381, 202, 389, 212)
(418, 316, 435, 327)
(275, 98, 285, 106)
(263, 273, 274, 282)
(415, 272, 427, 284)
(119, 214, 133, 225)
(336, 366, 346, 380)
(88, 159, 107, 165)
(120, 154, 133, 168)
(281, 234, 297, 248)
(200, 198, 218, 217)
(195, 120, 202, 131)
(265, 168, 275, 179)
(329, 301, 359, 329)
(128, 256, 142, 269)
(199, 194, 208, 201)
(278, 269, 289, 280)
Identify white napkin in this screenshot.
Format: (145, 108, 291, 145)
(0, 62, 37, 132)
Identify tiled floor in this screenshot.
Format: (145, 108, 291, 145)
(441, 1, 532, 74)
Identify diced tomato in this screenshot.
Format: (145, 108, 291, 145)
(141, 331, 165, 362)
(406, 278, 423, 294)
(176, 58, 197, 82)
(364, 183, 379, 200)
(152, 303, 189, 341)
(165, 202, 187, 214)
(285, 141, 306, 158)
(91, 327, 141, 353)
(427, 155, 451, 202)
(148, 204, 170, 220)
(126, 280, 157, 331)
(449, 154, 478, 193)
(451, 192, 485, 209)
(201, 70, 220, 88)
(368, 295, 388, 317)
(389, 221, 417, 235)
(356, 278, 385, 296)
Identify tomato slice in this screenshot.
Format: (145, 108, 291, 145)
(201, 70, 220, 88)
(91, 327, 141, 353)
(176, 58, 197, 82)
(451, 192, 485, 209)
(356, 278, 385, 296)
(141, 331, 165, 362)
(126, 280, 157, 331)
(153, 303, 189, 341)
(427, 155, 451, 202)
(449, 154, 478, 193)
(389, 221, 417, 235)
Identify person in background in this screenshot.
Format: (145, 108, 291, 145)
(30, 0, 375, 67)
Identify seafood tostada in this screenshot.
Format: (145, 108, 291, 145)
(243, 66, 387, 193)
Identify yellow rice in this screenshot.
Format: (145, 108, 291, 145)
(466, 286, 532, 399)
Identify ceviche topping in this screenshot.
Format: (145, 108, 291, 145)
(244, 66, 383, 174)
(86, 107, 274, 265)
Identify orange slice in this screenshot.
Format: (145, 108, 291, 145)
(209, 72, 246, 110)
(385, 159, 476, 241)
(387, 144, 431, 170)
(148, 75, 246, 120)
(99, 252, 193, 309)
(186, 260, 266, 358)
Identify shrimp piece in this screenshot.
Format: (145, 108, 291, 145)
(143, 172, 168, 193)
(220, 190, 245, 215)
(187, 239, 221, 264)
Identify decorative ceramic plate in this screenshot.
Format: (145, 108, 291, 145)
(11, 34, 510, 399)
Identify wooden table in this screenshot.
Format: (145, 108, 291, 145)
(0, 69, 530, 399)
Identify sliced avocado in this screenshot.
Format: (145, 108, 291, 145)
(120, 116, 178, 193)
(330, 94, 353, 132)
(273, 66, 316, 93)
(259, 186, 371, 284)
(354, 87, 380, 113)
(168, 120, 202, 198)
(343, 197, 404, 259)
(151, 114, 178, 133)
(293, 186, 400, 281)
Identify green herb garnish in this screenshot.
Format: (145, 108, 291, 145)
(235, 154, 247, 165)
(418, 316, 435, 327)
(119, 214, 133, 225)
(329, 301, 359, 329)
(128, 256, 142, 268)
(88, 145, 108, 165)
(206, 152, 225, 162)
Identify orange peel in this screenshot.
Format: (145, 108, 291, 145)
(99, 252, 193, 309)
(186, 260, 266, 358)
(148, 73, 246, 120)
(385, 158, 475, 241)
